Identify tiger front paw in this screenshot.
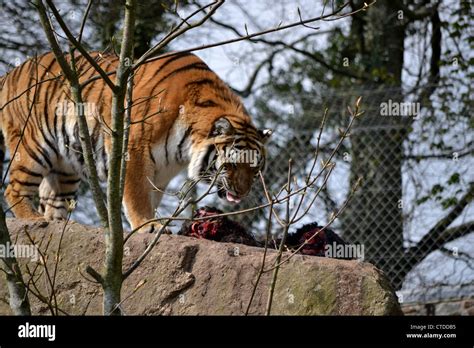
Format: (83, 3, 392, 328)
(136, 221, 172, 235)
(29, 216, 50, 228)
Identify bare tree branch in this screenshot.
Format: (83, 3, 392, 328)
(404, 182, 474, 274)
(102, 0, 137, 316)
(138, 1, 371, 67)
(133, 0, 225, 68)
(208, 15, 370, 81)
(36, 0, 109, 225)
(44, 0, 116, 90)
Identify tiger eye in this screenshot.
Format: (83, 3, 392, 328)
(200, 100, 217, 107)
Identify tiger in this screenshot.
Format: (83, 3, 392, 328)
(0, 51, 271, 233)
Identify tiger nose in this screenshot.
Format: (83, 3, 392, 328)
(236, 189, 248, 197)
(234, 180, 251, 197)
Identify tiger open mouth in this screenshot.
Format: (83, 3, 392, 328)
(217, 187, 242, 204)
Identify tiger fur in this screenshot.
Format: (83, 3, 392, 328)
(0, 52, 271, 232)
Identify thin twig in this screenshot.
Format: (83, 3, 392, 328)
(266, 159, 293, 315)
(44, 0, 116, 90)
(245, 195, 273, 315)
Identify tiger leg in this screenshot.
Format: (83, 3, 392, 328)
(122, 150, 166, 234)
(5, 149, 46, 219)
(38, 171, 80, 220)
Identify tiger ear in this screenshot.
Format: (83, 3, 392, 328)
(209, 117, 234, 137)
(258, 129, 273, 143)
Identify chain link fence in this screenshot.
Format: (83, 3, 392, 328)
(211, 84, 473, 305)
(135, 83, 473, 306)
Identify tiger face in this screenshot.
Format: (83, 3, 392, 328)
(190, 117, 271, 204)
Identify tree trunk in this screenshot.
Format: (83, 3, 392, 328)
(0, 205, 31, 315)
(103, 0, 136, 315)
(341, 1, 408, 289)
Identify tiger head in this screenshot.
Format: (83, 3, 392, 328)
(189, 117, 272, 204)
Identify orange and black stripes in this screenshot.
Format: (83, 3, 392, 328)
(0, 50, 269, 228)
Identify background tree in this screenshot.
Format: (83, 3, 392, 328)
(0, 0, 188, 73)
(204, 0, 473, 291)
